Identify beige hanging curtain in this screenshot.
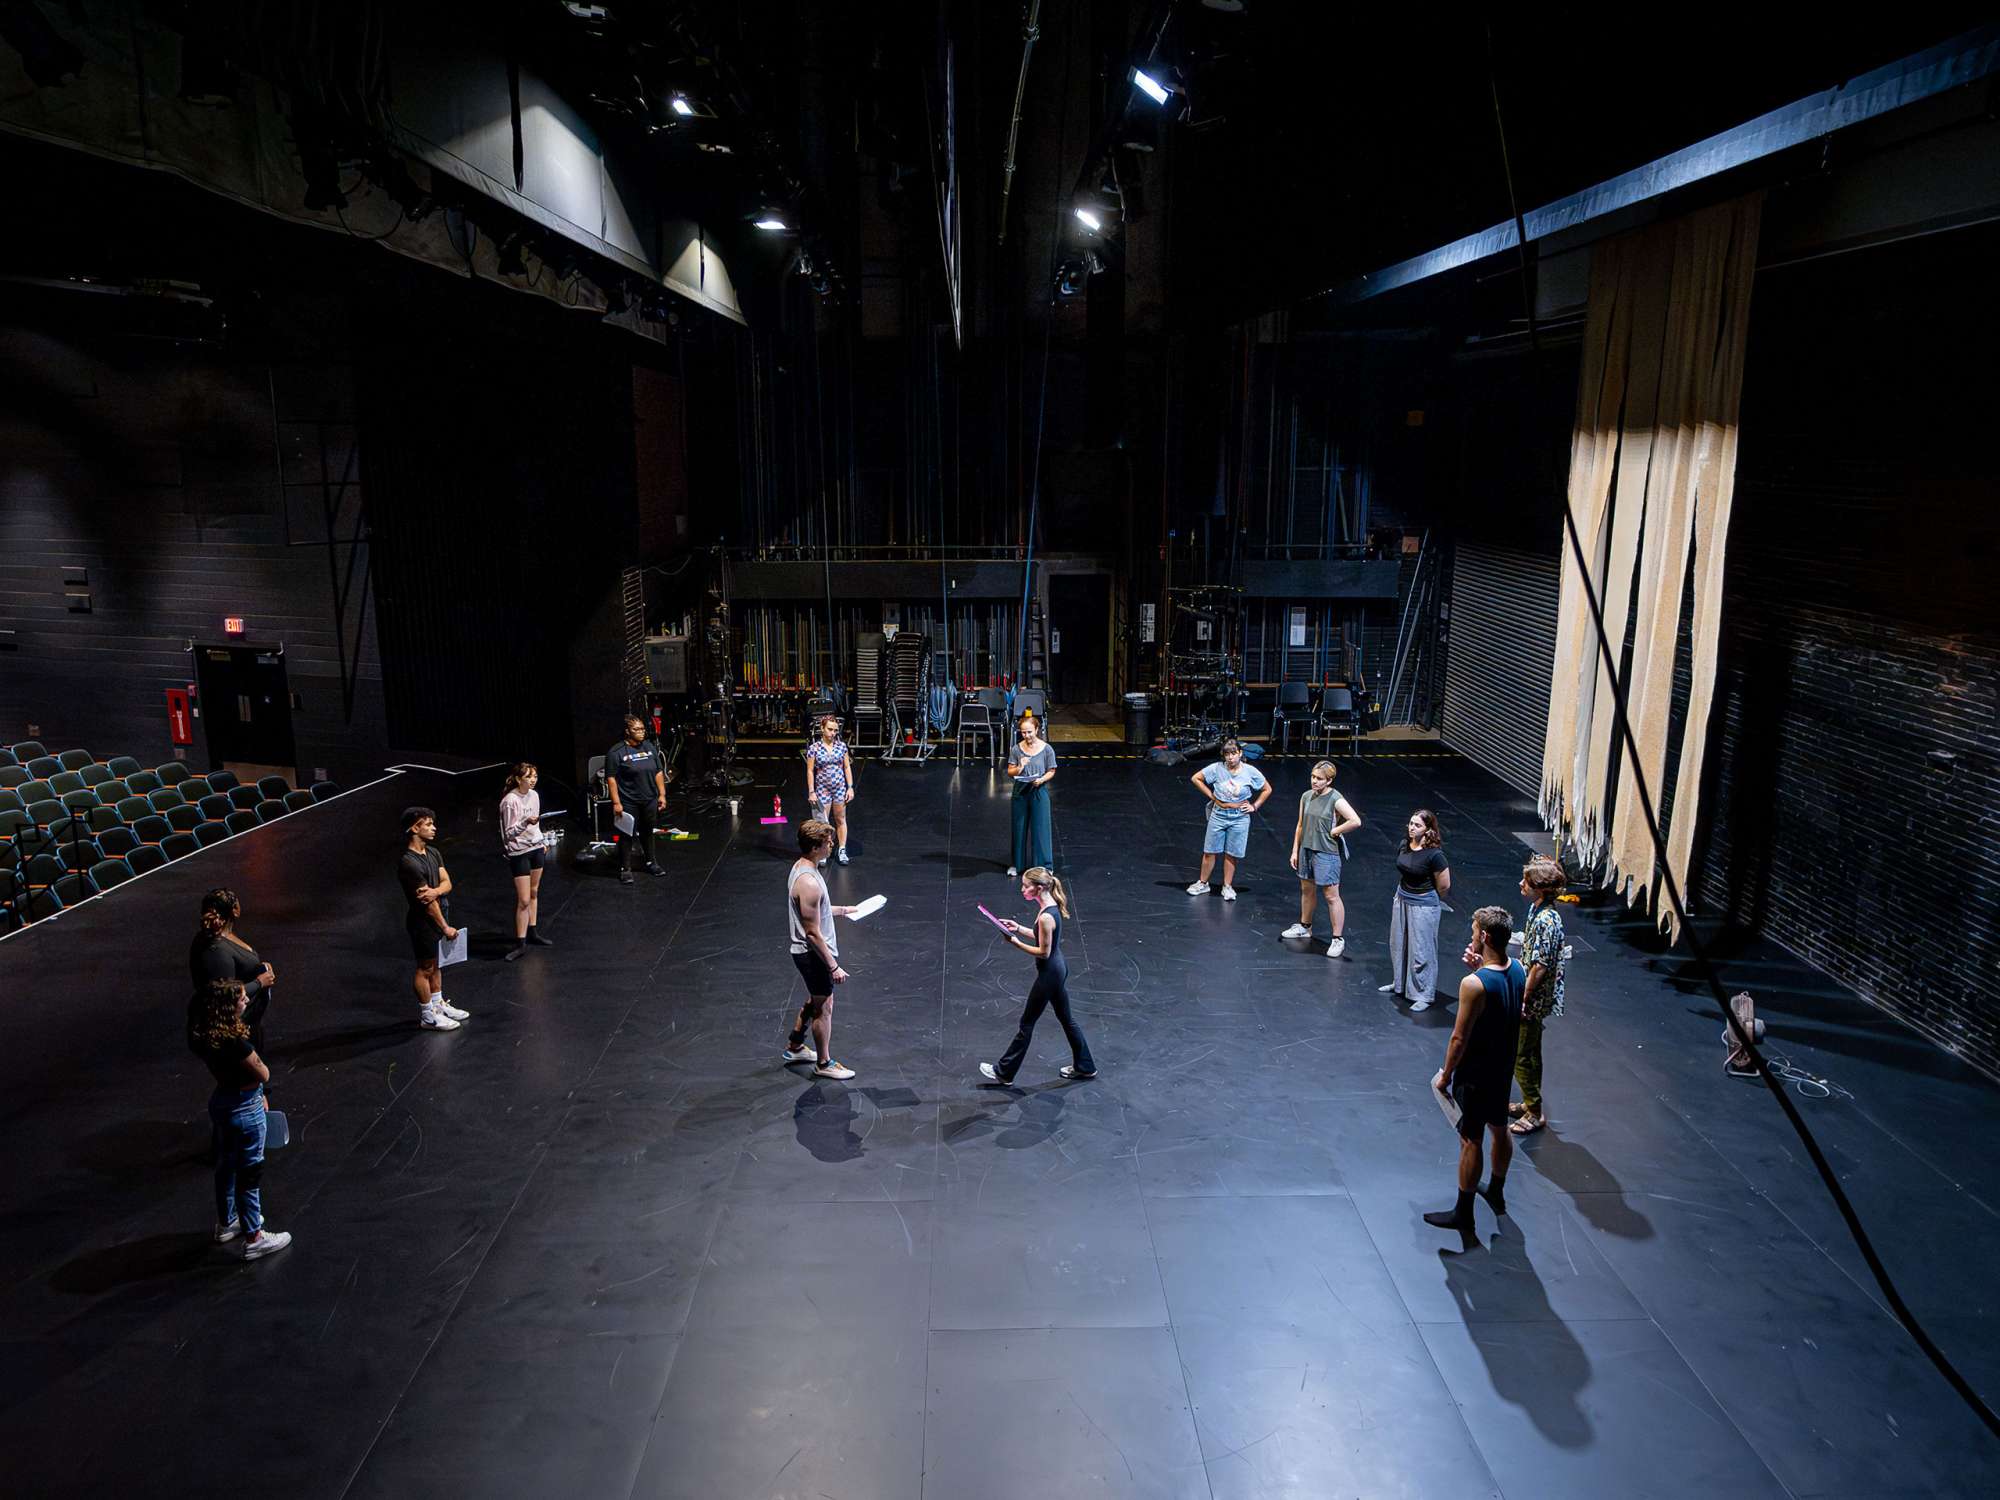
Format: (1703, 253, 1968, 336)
(1540, 193, 1762, 938)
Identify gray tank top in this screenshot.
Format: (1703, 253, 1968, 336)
(787, 860, 836, 957)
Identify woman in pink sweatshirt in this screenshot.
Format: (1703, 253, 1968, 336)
(499, 762, 555, 962)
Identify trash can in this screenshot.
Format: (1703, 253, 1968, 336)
(1123, 692, 1155, 747)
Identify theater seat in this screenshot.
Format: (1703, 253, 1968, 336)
(256, 799, 287, 823)
(107, 755, 144, 779)
(0, 789, 21, 815)
(49, 771, 84, 797)
(61, 789, 100, 813)
(0, 746, 15, 767)
(23, 887, 60, 922)
(132, 814, 171, 845)
(146, 788, 186, 813)
(0, 810, 27, 844)
(24, 853, 63, 889)
(206, 770, 241, 794)
(14, 739, 49, 760)
(257, 775, 292, 801)
(197, 793, 234, 823)
(154, 762, 191, 786)
(26, 756, 60, 779)
(25, 800, 64, 830)
(179, 774, 214, 799)
(127, 844, 168, 875)
(98, 827, 140, 857)
(165, 805, 202, 831)
(79, 763, 113, 787)
(51, 871, 96, 905)
(57, 749, 94, 771)
(90, 858, 133, 890)
(160, 831, 199, 861)
(0, 905, 20, 936)
(283, 789, 316, 812)
(18, 780, 53, 806)
(58, 842, 102, 876)
(224, 809, 261, 835)
(193, 821, 231, 847)
(95, 779, 129, 803)
(124, 769, 162, 795)
(310, 782, 341, 801)
(0, 766, 27, 788)
(227, 785, 261, 811)
(117, 796, 154, 824)
(87, 805, 121, 834)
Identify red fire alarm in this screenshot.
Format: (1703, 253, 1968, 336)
(223, 616, 246, 637)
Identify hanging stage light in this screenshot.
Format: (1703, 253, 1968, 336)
(754, 216, 789, 231)
(668, 95, 695, 117)
(1131, 68, 1171, 106)
(1073, 206, 1102, 233)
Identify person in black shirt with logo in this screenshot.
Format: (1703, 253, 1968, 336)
(399, 807, 465, 1031)
(607, 714, 669, 885)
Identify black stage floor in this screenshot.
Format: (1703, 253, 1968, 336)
(3, 750, 1998, 1498)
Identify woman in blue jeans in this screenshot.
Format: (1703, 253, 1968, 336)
(187, 980, 292, 1261)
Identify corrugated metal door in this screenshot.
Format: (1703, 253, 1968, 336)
(1440, 543, 1560, 798)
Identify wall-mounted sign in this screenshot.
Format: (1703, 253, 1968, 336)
(223, 616, 246, 636)
(165, 688, 193, 745)
(1289, 607, 1307, 647)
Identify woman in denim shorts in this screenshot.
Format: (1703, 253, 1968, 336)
(1284, 760, 1363, 956)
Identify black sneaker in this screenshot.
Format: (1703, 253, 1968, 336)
(644, 862, 666, 877)
(526, 932, 554, 947)
(619, 869, 634, 885)
(504, 942, 527, 963)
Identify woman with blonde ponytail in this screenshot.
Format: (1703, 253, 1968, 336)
(979, 866, 1097, 1083)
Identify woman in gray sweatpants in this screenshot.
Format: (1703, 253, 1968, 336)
(1382, 809, 1451, 1011)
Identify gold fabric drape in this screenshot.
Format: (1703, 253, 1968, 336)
(1540, 194, 1762, 937)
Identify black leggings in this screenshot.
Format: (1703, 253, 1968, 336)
(620, 800, 660, 871)
(995, 963, 1093, 1081)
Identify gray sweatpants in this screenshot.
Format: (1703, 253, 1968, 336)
(1389, 889, 1442, 1004)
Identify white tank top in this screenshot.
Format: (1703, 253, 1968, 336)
(787, 860, 836, 957)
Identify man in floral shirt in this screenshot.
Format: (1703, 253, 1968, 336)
(1510, 856, 1568, 1134)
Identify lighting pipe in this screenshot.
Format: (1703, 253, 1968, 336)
(998, 0, 1043, 245)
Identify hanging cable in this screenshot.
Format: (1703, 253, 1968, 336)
(1481, 35, 2000, 1440)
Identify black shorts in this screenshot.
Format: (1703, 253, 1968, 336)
(507, 846, 548, 877)
(1453, 1078, 1511, 1140)
(407, 915, 442, 964)
(791, 947, 836, 996)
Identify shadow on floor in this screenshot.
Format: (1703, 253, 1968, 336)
(49, 1232, 217, 1295)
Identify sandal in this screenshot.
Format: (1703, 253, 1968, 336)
(1507, 1102, 1529, 1118)
(1509, 1112, 1545, 1136)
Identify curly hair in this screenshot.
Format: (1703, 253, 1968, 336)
(197, 889, 239, 937)
(191, 980, 250, 1047)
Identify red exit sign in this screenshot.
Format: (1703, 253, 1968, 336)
(223, 616, 246, 636)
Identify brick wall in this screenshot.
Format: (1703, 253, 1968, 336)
(1695, 221, 2000, 1074)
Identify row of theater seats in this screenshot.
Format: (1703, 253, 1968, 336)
(0, 740, 341, 933)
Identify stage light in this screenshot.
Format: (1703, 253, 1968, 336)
(754, 217, 788, 231)
(1131, 68, 1171, 106)
(1074, 207, 1102, 233)
(669, 95, 695, 117)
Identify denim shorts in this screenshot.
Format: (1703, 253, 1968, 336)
(1203, 814, 1250, 858)
(1303, 848, 1343, 886)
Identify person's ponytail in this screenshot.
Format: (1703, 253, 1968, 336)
(1023, 866, 1071, 917)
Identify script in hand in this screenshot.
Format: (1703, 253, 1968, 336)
(845, 894, 887, 921)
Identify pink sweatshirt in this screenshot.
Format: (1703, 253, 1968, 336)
(499, 789, 542, 856)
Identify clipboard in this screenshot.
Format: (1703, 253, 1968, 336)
(439, 927, 469, 967)
(976, 904, 1012, 934)
(264, 1109, 290, 1150)
(846, 894, 887, 921)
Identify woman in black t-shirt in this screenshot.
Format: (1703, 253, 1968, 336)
(188, 888, 275, 1064)
(1382, 809, 1452, 1011)
(187, 980, 291, 1261)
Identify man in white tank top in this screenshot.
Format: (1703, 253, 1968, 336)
(781, 819, 858, 1080)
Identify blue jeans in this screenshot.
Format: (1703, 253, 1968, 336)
(210, 1086, 267, 1234)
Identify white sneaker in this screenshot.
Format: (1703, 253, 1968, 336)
(437, 999, 469, 1021)
(978, 1062, 1007, 1084)
(1377, 983, 1400, 993)
(1221, 885, 1237, 902)
(1409, 997, 1432, 1013)
(813, 1060, 856, 1081)
(241, 1228, 292, 1261)
(213, 1218, 241, 1244)
(1280, 924, 1312, 939)
(836, 848, 849, 864)
(420, 1004, 461, 1031)
(781, 1043, 819, 1064)
(1327, 937, 1346, 958)
(1185, 881, 1210, 895)
(1007, 866, 1019, 877)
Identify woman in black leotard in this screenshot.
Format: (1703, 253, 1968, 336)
(980, 866, 1097, 1084)
(188, 889, 275, 1081)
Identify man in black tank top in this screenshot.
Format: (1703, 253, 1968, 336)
(1426, 905, 1525, 1235)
